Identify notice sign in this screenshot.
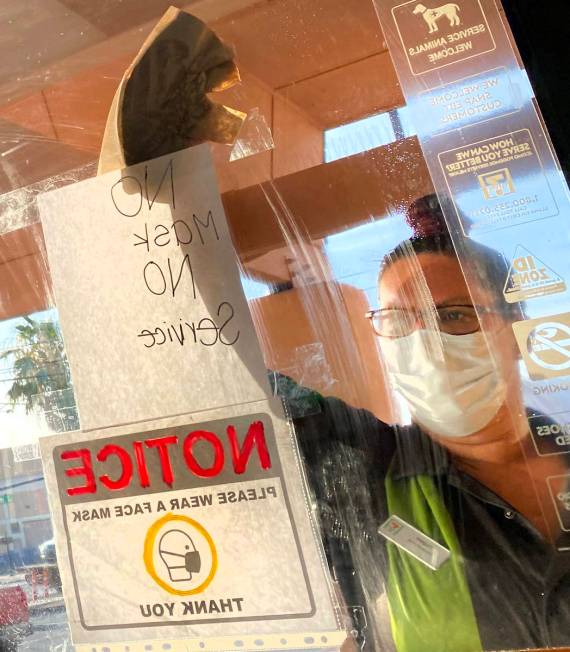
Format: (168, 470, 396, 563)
(439, 129, 559, 235)
(513, 312, 570, 381)
(40, 400, 342, 647)
(38, 145, 269, 431)
(391, 0, 495, 77)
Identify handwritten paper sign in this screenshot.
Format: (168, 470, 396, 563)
(39, 145, 269, 431)
(40, 399, 344, 648)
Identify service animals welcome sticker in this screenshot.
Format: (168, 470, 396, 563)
(40, 400, 343, 647)
(391, 0, 496, 76)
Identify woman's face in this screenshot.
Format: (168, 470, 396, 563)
(378, 252, 516, 367)
(377, 252, 522, 441)
(380, 252, 481, 322)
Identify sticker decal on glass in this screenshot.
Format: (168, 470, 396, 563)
(504, 245, 566, 303)
(439, 129, 559, 235)
(546, 474, 570, 533)
(391, 0, 496, 77)
(513, 312, 570, 380)
(528, 412, 570, 456)
(416, 67, 523, 136)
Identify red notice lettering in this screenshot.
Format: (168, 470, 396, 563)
(61, 449, 96, 496)
(133, 440, 150, 488)
(145, 436, 178, 486)
(58, 419, 273, 498)
(97, 444, 133, 490)
(183, 430, 225, 478)
(227, 421, 271, 474)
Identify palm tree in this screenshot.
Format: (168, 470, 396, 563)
(1, 316, 79, 433)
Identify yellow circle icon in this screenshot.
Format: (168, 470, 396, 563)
(143, 513, 217, 596)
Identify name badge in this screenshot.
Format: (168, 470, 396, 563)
(378, 515, 451, 570)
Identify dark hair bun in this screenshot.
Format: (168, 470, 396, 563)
(405, 194, 449, 239)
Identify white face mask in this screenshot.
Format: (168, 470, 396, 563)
(379, 330, 507, 438)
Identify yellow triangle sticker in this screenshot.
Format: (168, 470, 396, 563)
(504, 245, 566, 303)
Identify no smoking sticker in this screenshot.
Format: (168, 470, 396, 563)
(513, 312, 570, 380)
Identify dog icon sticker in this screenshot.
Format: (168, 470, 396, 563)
(391, 0, 496, 76)
(144, 513, 217, 596)
(413, 3, 461, 34)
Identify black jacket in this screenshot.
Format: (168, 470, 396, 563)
(271, 374, 570, 651)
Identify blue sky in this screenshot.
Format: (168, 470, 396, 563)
(324, 217, 413, 307)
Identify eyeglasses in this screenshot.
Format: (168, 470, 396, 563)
(366, 305, 484, 338)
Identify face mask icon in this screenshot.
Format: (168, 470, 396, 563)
(158, 528, 202, 582)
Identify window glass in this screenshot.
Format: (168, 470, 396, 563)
(0, 1, 568, 651)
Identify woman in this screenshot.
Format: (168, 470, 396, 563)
(273, 195, 570, 652)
